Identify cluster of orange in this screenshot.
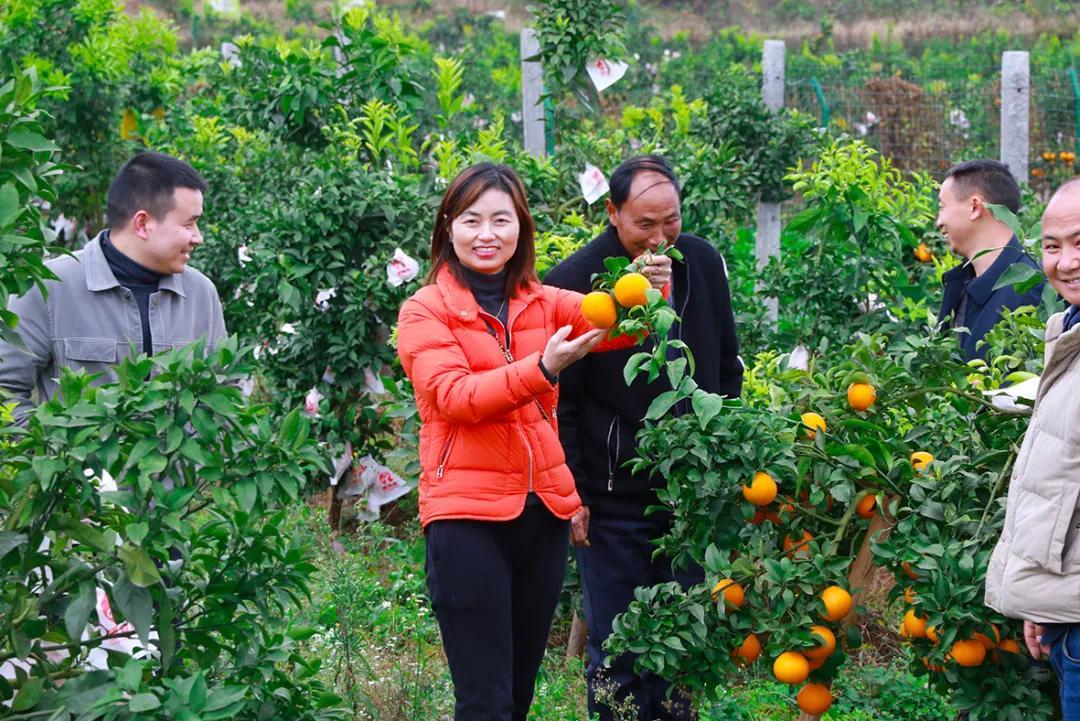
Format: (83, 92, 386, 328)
(1033, 150, 1077, 179)
(581, 272, 651, 329)
(712, 579, 853, 714)
(900, 601, 1020, 669)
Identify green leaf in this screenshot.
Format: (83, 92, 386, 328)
(118, 544, 162, 587)
(645, 390, 680, 420)
(234, 478, 257, 512)
(112, 576, 154, 647)
(129, 693, 161, 712)
(116, 658, 145, 693)
(623, 352, 652, 386)
(11, 676, 44, 711)
(0, 183, 19, 227)
(986, 203, 1024, 240)
(125, 522, 149, 546)
(0, 530, 27, 560)
(286, 625, 317, 641)
(992, 261, 1044, 294)
(157, 589, 176, 673)
(64, 581, 97, 641)
(6, 129, 59, 152)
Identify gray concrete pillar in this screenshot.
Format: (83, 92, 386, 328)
(520, 29, 546, 158)
(1000, 51, 1029, 185)
(757, 40, 785, 324)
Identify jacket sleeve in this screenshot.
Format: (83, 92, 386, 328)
(712, 253, 744, 399)
(0, 287, 52, 425)
(397, 296, 554, 424)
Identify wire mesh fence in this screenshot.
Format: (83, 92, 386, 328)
(785, 63, 1080, 182)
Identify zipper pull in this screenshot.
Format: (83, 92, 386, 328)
(437, 465, 445, 479)
(607, 475, 614, 492)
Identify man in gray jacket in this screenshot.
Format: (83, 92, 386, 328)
(0, 151, 227, 424)
(985, 177, 1080, 719)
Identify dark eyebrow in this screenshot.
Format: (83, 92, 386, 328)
(1044, 229, 1080, 242)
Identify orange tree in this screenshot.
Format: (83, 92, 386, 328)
(599, 141, 1059, 718)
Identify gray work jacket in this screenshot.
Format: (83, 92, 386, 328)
(0, 232, 227, 424)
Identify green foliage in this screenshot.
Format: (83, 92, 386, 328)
(0, 341, 344, 719)
(531, 0, 627, 101)
(0, 69, 65, 346)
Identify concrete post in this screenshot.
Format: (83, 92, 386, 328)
(1000, 51, 1030, 185)
(757, 40, 785, 325)
(520, 29, 547, 158)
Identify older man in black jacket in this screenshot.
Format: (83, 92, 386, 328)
(545, 155, 743, 721)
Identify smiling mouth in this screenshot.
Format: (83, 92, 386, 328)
(473, 246, 499, 257)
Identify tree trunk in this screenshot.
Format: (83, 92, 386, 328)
(566, 609, 588, 661)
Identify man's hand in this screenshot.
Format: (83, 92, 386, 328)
(639, 252, 672, 290)
(541, 326, 605, 375)
(571, 506, 590, 547)
(1024, 619, 1051, 659)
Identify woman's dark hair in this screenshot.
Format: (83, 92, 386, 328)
(427, 163, 538, 295)
(609, 155, 681, 209)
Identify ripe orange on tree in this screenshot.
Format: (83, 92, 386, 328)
(581, 291, 618, 329)
(927, 625, 941, 644)
(800, 412, 827, 439)
(797, 683, 833, 715)
(804, 625, 837, 661)
(856, 494, 877, 519)
(997, 638, 1020, 654)
(903, 587, 917, 604)
(910, 451, 934, 471)
(732, 633, 762, 663)
(903, 609, 929, 638)
(847, 382, 876, 412)
(784, 530, 814, 558)
(751, 507, 781, 526)
(974, 626, 1000, 650)
(914, 243, 933, 263)
(821, 586, 853, 622)
(773, 651, 810, 684)
(613, 272, 650, 308)
(712, 579, 745, 609)
(742, 471, 778, 506)
(950, 639, 987, 667)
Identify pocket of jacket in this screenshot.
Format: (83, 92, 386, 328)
(435, 429, 458, 480)
(63, 337, 117, 363)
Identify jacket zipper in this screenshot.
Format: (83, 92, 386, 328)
(606, 416, 619, 491)
(436, 429, 457, 479)
(519, 426, 534, 492)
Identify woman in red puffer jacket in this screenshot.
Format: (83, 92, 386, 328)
(397, 163, 667, 721)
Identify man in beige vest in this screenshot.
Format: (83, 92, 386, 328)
(984, 177, 1080, 719)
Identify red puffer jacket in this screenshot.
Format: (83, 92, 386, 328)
(398, 265, 626, 527)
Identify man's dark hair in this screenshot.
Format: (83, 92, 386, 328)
(944, 159, 1021, 214)
(609, 155, 681, 209)
(106, 152, 208, 228)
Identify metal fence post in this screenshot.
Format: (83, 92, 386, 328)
(1000, 51, 1030, 185)
(757, 40, 785, 325)
(520, 29, 547, 158)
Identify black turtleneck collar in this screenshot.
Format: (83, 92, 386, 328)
(461, 265, 509, 330)
(100, 230, 163, 355)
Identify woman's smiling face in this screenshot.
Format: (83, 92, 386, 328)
(450, 188, 520, 275)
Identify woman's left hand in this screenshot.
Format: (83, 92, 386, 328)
(639, 252, 672, 290)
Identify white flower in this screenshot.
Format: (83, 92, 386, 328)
(303, 388, 324, 417)
(315, 288, 337, 311)
(280, 323, 297, 335)
(386, 248, 420, 288)
(237, 245, 252, 266)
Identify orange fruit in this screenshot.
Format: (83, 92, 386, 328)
(914, 243, 933, 263)
(922, 656, 943, 672)
(732, 633, 762, 663)
(927, 625, 941, 644)
(773, 651, 810, 684)
(903, 587, 916, 604)
(797, 683, 833, 715)
(950, 639, 987, 667)
(800, 412, 827, 439)
(910, 451, 934, 471)
(821, 586, 853, 622)
(712, 579, 744, 609)
(804, 625, 836, 661)
(742, 471, 778, 506)
(903, 609, 929, 638)
(847, 382, 876, 412)
(807, 654, 826, 670)
(751, 507, 781, 526)
(784, 530, 814, 558)
(974, 626, 1000, 651)
(613, 272, 650, 308)
(580, 291, 617, 329)
(855, 494, 876, 519)
(997, 638, 1020, 654)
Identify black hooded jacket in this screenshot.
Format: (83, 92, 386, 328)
(543, 225, 743, 517)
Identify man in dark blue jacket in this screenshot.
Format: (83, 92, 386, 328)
(544, 156, 743, 721)
(936, 159, 1043, 359)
